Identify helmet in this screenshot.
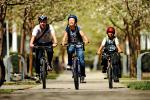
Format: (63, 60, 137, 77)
(68, 15, 78, 23)
(38, 15, 47, 22)
(106, 27, 115, 34)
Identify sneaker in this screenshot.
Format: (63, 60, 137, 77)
(31, 75, 41, 83)
(114, 79, 119, 82)
(114, 77, 119, 82)
(80, 76, 86, 83)
(104, 77, 108, 79)
(35, 79, 41, 83)
(66, 65, 72, 70)
(47, 64, 53, 71)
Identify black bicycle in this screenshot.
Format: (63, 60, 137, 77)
(34, 46, 52, 89)
(105, 52, 120, 89)
(63, 43, 84, 90)
(105, 53, 113, 88)
(71, 43, 86, 90)
(0, 58, 5, 87)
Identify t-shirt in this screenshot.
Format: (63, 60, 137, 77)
(101, 36, 119, 52)
(101, 36, 119, 46)
(32, 24, 55, 43)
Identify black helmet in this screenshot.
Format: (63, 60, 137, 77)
(38, 15, 47, 22)
(68, 15, 78, 23)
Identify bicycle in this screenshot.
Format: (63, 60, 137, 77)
(34, 45, 52, 89)
(0, 58, 5, 87)
(105, 52, 113, 89)
(105, 52, 120, 89)
(62, 43, 84, 90)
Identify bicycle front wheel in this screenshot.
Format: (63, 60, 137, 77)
(108, 66, 113, 89)
(41, 59, 46, 89)
(72, 58, 79, 90)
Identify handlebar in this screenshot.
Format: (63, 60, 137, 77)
(33, 45, 52, 49)
(61, 42, 89, 46)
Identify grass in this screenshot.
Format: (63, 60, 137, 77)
(47, 71, 59, 79)
(0, 71, 59, 94)
(127, 81, 150, 90)
(0, 89, 16, 94)
(121, 77, 150, 90)
(4, 81, 37, 85)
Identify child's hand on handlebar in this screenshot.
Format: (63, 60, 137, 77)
(52, 43, 57, 47)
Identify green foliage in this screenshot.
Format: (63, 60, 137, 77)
(127, 81, 150, 90)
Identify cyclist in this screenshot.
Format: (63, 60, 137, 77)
(62, 15, 89, 83)
(97, 27, 122, 82)
(30, 15, 57, 82)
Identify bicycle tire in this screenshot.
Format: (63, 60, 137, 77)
(41, 59, 46, 89)
(0, 59, 5, 87)
(108, 66, 113, 89)
(72, 58, 79, 90)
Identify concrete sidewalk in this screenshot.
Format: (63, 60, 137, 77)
(30, 70, 128, 91)
(0, 70, 128, 91)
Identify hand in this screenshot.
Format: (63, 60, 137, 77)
(84, 41, 89, 45)
(52, 43, 57, 47)
(61, 42, 66, 46)
(30, 43, 34, 48)
(96, 51, 101, 55)
(118, 50, 123, 53)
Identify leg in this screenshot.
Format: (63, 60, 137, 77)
(67, 45, 75, 66)
(112, 53, 120, 82)
(102, 59, 108, 73)
(46, 47, 53, 69)
(35, 49, 44, 75)
(76, 47, 85, 77)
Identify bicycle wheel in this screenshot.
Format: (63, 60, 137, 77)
(108, 66, 113, 89)
(0, 59, 5, 87)
(41, 59, 46, 89)
(72, 58, 79, 90)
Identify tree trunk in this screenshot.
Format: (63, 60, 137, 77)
(0, 1, 7, 57)
(29, 20, 34, 76)
(0, 23, 3, 57)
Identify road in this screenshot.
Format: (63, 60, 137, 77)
(0, 70, 150, 100)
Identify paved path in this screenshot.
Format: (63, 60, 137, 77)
(1, 70, 150, 100)
(15, 70, 128, 92)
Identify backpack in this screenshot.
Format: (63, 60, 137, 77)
(104, 37, 118, 53)
(66, 26, 83, 43)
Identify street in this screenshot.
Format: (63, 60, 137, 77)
(0, 70, 150, 100)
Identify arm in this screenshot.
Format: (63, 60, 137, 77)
(30, 36, 36, 48)
(79, 30, 89, 44)
(97, 38, 106, 55)
(97, 45, 104, 55)
(62, 31, 68, 46)
(50, 25, 57, 47)
(115, 37, 122, 53)
(51, 33, 57, 47)
(116, 44, 122, 53)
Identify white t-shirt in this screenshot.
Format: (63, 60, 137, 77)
(32, 24, 55, 43)
(101, 36, 119, 46)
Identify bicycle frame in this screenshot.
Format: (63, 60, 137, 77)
(106, 52, 119, 89)
(106, 54, 113, 88)
(69, 43, 83, 90)
(34, 46, 52, 89)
